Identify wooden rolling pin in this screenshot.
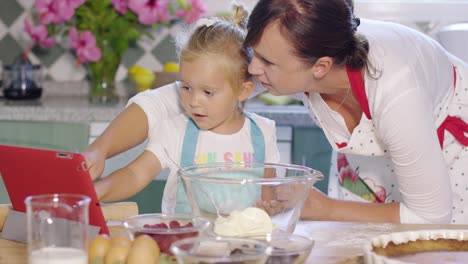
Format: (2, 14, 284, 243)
(0, 204, 10, 232)
(101, 201, 139, 222)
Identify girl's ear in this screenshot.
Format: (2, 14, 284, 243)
(312, 56, 333, 79)
(238, 81, 254, 102)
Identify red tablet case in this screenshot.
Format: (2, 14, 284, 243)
(0, 144, 109, 235)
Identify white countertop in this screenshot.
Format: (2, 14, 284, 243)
(0, 81, 316, 127)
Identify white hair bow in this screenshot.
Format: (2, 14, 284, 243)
(194, 17, 217, 29)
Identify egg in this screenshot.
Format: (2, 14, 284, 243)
(110, 235, 133, 247)
(127, 235, 160, 264)
(102, 236, 133, 264)
(104, 243, 131, 264)
(88, 234, 111, 264)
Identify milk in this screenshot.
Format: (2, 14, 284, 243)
(30, 247, 87, 264)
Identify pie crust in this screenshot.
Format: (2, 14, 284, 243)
(363, 230, 468, 264)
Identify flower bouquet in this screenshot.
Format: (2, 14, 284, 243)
(25, 0, 205, 103)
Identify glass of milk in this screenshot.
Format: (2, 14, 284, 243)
(25, 194, 90, 264)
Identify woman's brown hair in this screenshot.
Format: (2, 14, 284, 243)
(245, 0, 370, 71)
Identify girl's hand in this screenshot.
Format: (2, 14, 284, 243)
(81, 148, 106, 181)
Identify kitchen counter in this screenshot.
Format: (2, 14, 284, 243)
(0, 81, 315, 127)
(1, 221, 467, 264)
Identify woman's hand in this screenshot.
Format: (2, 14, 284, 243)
(256, 200, 283, 216)
(81, 148, 106, 181)
(257, 183, 312, 216)
(300, 187, 333, 220)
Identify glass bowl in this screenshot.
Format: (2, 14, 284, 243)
(264, 234, 314, 264)
(123, 213, 210, 255)
(178, 162, 323, 237)
(170, 236, 272, 264)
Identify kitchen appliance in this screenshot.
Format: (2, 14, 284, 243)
(2, 55, 43, 100)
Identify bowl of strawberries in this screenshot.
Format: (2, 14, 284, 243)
(123, 213, 211, 258)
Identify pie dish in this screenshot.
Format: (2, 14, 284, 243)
(363, 229, 468, 264)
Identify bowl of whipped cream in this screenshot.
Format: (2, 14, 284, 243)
(178, 162, 323, 238)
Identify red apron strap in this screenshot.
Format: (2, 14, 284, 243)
(438, 116, 468, 147)
(453, 65, 457, 88)
(346, 66, 371, 119)
(437, 66, 468, 148)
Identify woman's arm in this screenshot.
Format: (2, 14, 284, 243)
(376, 84, 452, 223)
(95, 150, 162, 202)
(301, 188, 400, 222)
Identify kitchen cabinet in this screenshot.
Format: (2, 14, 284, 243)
(292, 127, 332, 194)
(90, 122, 162, 213)
(276, 126, 293, 164)
(0, 120, 89, 204)
(0, 121, 89, 151)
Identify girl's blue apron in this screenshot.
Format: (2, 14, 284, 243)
(174, 113, 265, 213)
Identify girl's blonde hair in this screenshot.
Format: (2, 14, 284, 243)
(176, 5, 251, 91)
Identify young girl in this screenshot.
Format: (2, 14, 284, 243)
(94, 7, 280, 214)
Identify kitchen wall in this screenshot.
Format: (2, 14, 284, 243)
(1, 0, 466, 82)
(0, 0, 241, 82)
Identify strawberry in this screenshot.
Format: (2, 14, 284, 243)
(169, 220, 181, 228)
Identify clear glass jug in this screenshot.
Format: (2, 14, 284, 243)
(25, 194, 90, 264)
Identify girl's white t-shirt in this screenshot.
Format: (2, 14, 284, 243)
(144, 112, 280, 213)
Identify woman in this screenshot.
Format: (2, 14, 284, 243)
(84, 0, 468, 224)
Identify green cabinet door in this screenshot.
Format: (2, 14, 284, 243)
(0, 121, 89, 204)
(123, 180, 166, 214)
(292, 127, 332, 194)
(0, 121, 89, 151)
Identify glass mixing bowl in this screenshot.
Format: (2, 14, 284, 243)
(178, 162, 323, 236)
(123, 213, 210, 256)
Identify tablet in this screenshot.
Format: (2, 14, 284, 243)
(0, 144, 109, 234)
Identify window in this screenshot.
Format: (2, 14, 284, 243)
(355, 0, 468, 22)
(355, 0, 468, 35)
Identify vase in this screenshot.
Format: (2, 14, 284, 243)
(86, 41, 122, 104)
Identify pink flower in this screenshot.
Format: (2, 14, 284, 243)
(363, 178, 387, 203)
(55, 0, 85, 22)
(174, 0, 206, 24)
(338, 166, 359, 184)
(35, 0, 62, 24)
(69, 28, 101, 63)
(129, 0, 171, 25)
(337, 153, 348, 172)
(111, 0, 129, 14)
(24, 19, 57, 48)
(337, 154, 359, 184)
(35, 0, 84, 24)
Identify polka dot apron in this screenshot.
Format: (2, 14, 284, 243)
(302, 63, 468, 223)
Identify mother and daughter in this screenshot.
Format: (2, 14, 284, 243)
(85, 0, 468, 224)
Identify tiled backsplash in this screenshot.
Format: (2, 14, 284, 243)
(1, 0, 465, 82)
(0, 0, 188, 82)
